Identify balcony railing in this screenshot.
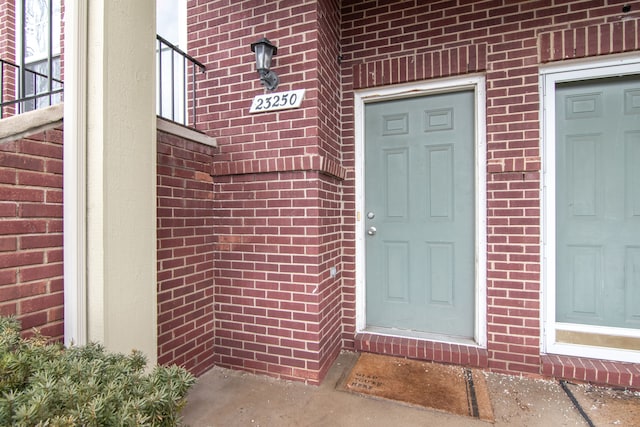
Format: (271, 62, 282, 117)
(0, 58, 64, 119)
(1, 35, 206, 128)
(156, 35, 206, 129)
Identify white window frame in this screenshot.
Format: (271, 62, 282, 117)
(540, 53, 640, 363)
(354, 75, 487, 348)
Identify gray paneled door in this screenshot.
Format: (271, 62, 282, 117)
(556, 75, 640, 329)
(364, 90, 475, 338)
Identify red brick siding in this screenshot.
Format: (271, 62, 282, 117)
(313, 0, 344, 378)
(156, 129, 216, 376)
(0, 0, 14, 57)
(212, 170, 317, 382)
(316, 0, 342, 161)
(191, 0, 345, 383)
(542, 354, 640, 389)
(539, 19, 640, 62)
(352, 43, 488, 89)
(59, 1, 65, 82)
(356, 333, 489, 368)
(0, 0, 16, 117)
(315, 174, 343, 378)
(1, 0, 636, 389)
(190, 0, 639, 386)
(211, 168, 349, 383)
(340, 0, 640, 387)
(190, 0, 322, 162)
(0, 122, 216, 373)
(0, 126, 64, 340)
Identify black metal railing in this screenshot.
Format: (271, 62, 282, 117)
(156, 35, 206, 128)
(0, 58, 64, 119)
(2, 36, 206, 126)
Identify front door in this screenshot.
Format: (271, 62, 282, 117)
(555, 75, 640, 333)
(364, 90, 476, 339)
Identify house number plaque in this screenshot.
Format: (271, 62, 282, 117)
(249, 89, 305, 113)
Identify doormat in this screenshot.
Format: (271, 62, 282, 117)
(340, 353, 494, 422)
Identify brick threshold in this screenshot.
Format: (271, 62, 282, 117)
(542, 354, 640, 389)
(355, 332, 489, 368)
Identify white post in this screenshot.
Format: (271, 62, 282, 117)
(84, 0, 157, 362)
(63, 0, 88, 347)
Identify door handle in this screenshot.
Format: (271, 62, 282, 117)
(367, 226, 377, 236)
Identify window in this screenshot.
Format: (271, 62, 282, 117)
(21, 0, 62, 110)
(156, 0, 188, 124)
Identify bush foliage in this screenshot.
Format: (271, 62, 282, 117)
(0, 317, 196, 427)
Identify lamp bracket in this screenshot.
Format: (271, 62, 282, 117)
(259, 69, 279, 91)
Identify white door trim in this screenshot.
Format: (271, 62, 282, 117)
(354, 75, 487, 348)
(540, 53, 640, 363)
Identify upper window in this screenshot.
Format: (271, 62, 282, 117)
(156, 0, 192, 125)
(21, 0, 62, 110)
(156, 0, 186, 48)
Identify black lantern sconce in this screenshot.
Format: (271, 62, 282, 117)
(250, 37, 279, 91)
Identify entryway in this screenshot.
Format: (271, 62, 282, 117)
(355, 77, 486, 346)
(542, 56, 640, 362)
(183, 351, 640, 426)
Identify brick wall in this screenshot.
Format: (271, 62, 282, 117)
(339, 0, 640, 386)
(313, 0, 344, 380)
(191, 0, 345, 383)
(59, 0, 65, 82)
(156, 127, 217, 376)
(0, 125, 64, 340)
(0, 0, 16, 117)
(192, 0, 639, 386)
(0, 118, 217, 375)
(0, 0, 13, 57)
(2, 0, 637, 389)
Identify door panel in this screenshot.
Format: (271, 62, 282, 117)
(384, 242, 410, 302)
(426, 242, 454, 305)
(365, 90, 475, 338)
(426, 145, 453, 219)
(384, 149, 409, 218)
(556, 75, 640, 329)
(625, 247, 640, 323)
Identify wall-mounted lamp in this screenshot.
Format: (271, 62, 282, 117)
(250, 37, 279, 91)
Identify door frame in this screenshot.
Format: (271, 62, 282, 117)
(354, 75, 487, 347)
(540, 53, 640, 363)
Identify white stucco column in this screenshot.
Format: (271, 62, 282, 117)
(83, 0, 157, 361)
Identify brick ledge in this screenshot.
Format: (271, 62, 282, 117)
(212, 155, 347, 180)
(355, 332, 489, 368)
(156, 116, 217, 147)
(542, 354, 640, 389)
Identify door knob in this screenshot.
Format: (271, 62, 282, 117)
(367, 226, 377, 236)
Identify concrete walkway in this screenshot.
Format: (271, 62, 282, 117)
(182, 352, 639, 427)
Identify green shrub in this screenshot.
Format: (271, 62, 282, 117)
(0, 317, 196, 427)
